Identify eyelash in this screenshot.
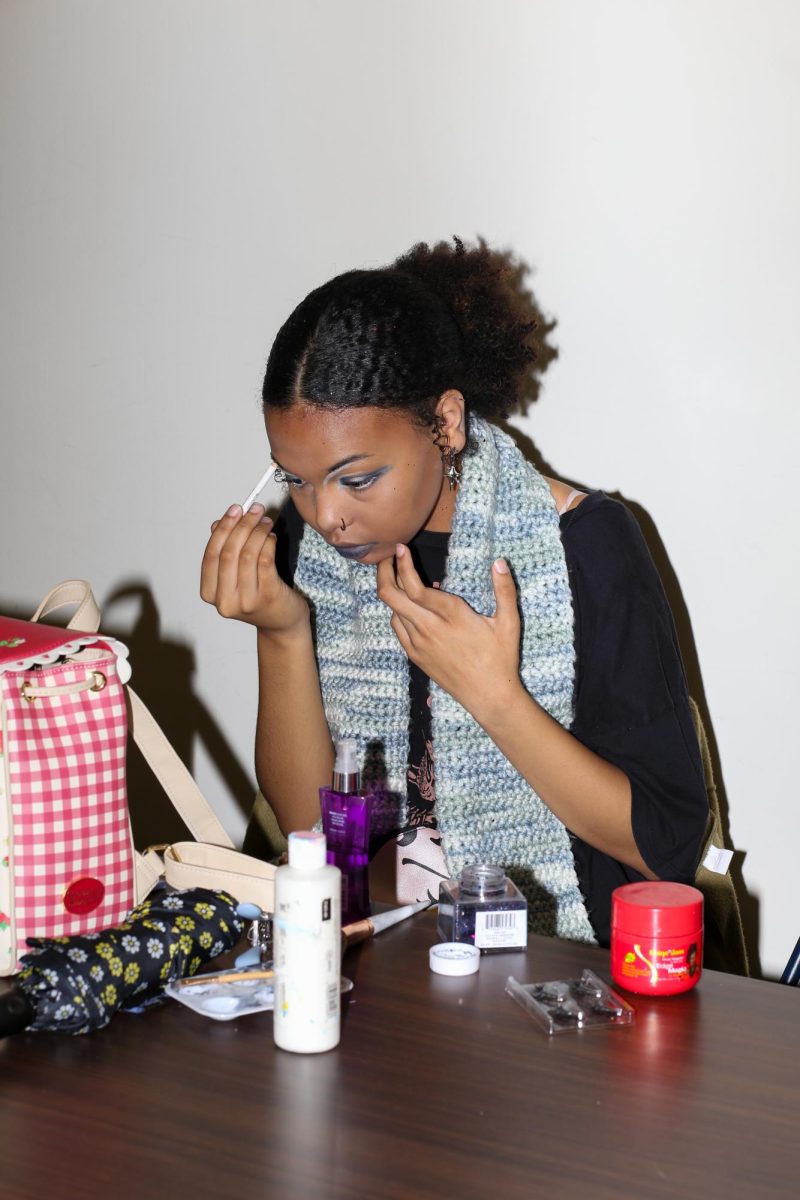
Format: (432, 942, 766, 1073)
(343, 474, 380, 492)
(272, 470, 380, 493)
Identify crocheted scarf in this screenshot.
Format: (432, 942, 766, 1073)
(294, 416, 596, 943)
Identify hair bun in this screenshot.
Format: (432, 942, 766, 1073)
(392, 236, 557, 417)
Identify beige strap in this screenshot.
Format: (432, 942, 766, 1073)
(21, 671, 107, 700)
(557, 488, 587, 515)
(127, 687, 234, 850)
(32, 580, 102, 633)
(134, 844, 276, 912)
(135, 849, 166, 901)
(162, 843, 275, 912)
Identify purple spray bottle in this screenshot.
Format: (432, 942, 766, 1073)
(320, 738, 371, 923)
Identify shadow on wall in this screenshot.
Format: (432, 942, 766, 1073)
(101, 582, 256, 849)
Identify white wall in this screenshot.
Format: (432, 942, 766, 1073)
(2, 1, 798, 977)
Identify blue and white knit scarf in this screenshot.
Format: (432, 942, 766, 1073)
(294, 416, 596, 942)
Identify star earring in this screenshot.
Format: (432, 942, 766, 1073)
(432, 412, 462, 490)
(441, 443, 461, 490)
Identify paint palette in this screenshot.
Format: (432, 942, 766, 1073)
(505, 969, 634, 1036)
(166, 967, 354, 1022)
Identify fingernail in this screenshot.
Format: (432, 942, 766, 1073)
(227, 504, 242, 517)
(396, 543, 406, 557)
(259, 515, 273, 526)
(494, 558, 509, 574)
(248, 502, 265, 515)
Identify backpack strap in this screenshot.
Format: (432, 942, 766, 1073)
(32, 579, 102, 634)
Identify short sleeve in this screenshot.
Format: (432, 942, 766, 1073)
(561, 493, 709, 941)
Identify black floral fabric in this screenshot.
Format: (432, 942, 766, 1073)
(17, 885, 244, 1034)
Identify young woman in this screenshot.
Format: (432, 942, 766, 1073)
(201, 238, 708, 946)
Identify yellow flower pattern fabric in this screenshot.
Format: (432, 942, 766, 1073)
(16, 886, 243, 1034)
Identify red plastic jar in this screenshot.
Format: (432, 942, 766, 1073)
(611, 882, 704, 996)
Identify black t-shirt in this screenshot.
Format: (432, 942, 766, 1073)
(274, 492, 709, 945)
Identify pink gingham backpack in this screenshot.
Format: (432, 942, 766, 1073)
(1, 582, 275, 974)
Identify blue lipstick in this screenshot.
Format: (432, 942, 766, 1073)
(334, 543, 377, 561)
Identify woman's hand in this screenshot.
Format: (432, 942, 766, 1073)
(378, 547, 650, 874)
(376, 544, 524, 722)
(201, 503, 309, 636)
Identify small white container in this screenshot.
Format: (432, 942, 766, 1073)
(273, 831, 342, 1053)
(429, 942, 481, 976)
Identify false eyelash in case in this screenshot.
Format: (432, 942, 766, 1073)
(505, 969, 634, 1036)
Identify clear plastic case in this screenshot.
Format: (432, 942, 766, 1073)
(505, 969, 634, 1036)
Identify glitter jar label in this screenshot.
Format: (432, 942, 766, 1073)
(438, 864, 528, 955)
(474, 908, 528, 950)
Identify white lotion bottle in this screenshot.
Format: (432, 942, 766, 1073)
(273, 830, 341, 1053)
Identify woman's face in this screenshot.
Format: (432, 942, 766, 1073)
(264, 401, 456, 563)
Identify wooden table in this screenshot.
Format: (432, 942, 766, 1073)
(1, 913, 798, 1199)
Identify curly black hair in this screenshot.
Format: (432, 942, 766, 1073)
(262, 237, 556, 431)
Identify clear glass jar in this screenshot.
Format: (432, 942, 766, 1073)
(437, 864, 528, 954)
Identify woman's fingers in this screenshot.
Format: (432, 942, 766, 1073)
(379, 551, 524, 703)
(200, 510, 238, 602)
(490, 558, 520, 635)
(393, 544, 434, 604)
(375, 556, 399, 604)
(255, 530, 280, 597)
(201, 504, 274, 608)
(216, 505, 268, 592)
(201, 504, 310, 634)
(376, 556, 424, 631)
(390, 611, 414, 655)
(376, 545, 450, 623)
(236, 525, 277, 614)
(202, 504, 247, 585)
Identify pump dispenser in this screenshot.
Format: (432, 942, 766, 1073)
(332, 738, 360, 794)
(320, 738, 371, 923)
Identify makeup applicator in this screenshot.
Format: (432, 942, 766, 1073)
(341, 900, 432, 949)
(241, 462, 278, 512)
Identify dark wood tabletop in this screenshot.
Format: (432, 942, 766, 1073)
(1, 913, 798, 1200)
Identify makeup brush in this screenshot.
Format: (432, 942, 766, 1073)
(341, 900, 432, 950)
(241, 462, 278, 512)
